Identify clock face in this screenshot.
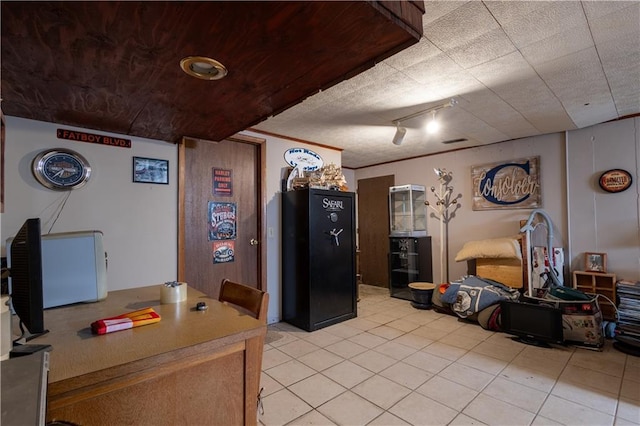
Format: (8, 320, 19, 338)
(32, 149, 91, 190)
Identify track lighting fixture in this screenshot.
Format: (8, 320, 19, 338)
(390, 98, 457, 144)
(392, 122, 407, 145)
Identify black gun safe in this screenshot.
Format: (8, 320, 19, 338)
(282, 188, 357, 331)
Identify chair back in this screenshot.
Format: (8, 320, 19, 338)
(219, 279, 269, 323)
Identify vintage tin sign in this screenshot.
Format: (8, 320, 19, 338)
(472, 156, 541, 210)
(599, 169, 632, 193)
(213, 241, 235, 263)
(208, 201, 236, 241)
(212, 167, 233, 196)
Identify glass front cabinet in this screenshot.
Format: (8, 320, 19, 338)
(389, 184, 427, 237)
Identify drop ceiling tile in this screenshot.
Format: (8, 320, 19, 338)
(258, 106, 310, 129)
(378, 88, 445, 114)
(479, 72, 575, 133)
(589, 3, 640, 117)
(456, 91, 539, 139)
(498, 1, 586, 49)
(588, 2, 640, 45)
(582, 1, 636, 20)
(384, 39, 441, 71)
(429, 71, 484, 95)
(422, 1, 470, 26)
(535, 47, 611, 107)
(445, 108, 509, 143)
(402, 52, 465, 84)
(606, 60, 640, 116)
(381, 75, 481, 115)
(483, 1, 549, 24)
(563, 99, 618, 129)
(468, 51, 536, 88)
(520, 22, 593, 66)
(423, 1, 498, 51)
(446, 27, 517, 69)
(613, 91, 640, 116)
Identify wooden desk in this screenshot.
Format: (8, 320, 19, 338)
(35, 285, 265, 425)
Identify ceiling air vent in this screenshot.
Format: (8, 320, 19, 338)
(441, 138, 468, 144)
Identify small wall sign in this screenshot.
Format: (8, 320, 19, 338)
(599, 169, 632, 193)
(208, 201, 236, 241)
(472, 156, 541, 210)
(213, 167, 233, 196)
(213, 241, 235, 263)
(284, 147, 324, 171)
(57, 128, 131, 148)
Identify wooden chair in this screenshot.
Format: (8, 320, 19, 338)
(219, 278, 269, 417)
(219, 278, 269, 323)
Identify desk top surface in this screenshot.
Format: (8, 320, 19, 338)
(32, 284, 264, 383)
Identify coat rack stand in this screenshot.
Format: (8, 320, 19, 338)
(425, 169, 461, 284)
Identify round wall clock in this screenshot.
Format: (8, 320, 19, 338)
(32, 148, 92, 190)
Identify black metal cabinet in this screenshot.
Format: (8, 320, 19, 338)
(389, 236, 433, 300)
(282, 188, 357, 331)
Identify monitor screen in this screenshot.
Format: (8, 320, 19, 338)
(500, 300, 564, 347)
(9, 218, 47, 338)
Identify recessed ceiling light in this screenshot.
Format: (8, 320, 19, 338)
(180, 56, 228, 80)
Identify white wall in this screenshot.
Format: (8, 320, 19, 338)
(355, 132, 568, 284)
(567, 117, 640, 281)
(2, 117, 178, 291)
(342, 168, 356, 192)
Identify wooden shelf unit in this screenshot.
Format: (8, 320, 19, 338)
(573, 270, 617, 321)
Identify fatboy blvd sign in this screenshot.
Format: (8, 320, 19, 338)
(472, 157, 541, 210)
(57, 128, 132, 148)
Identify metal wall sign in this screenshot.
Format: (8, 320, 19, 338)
(57, 128, 131, 148)
(208, 201, 236, 240)
(212, 167, 233, 196)
(472, 156, 541, 210)
(599, 169, 632, 193)
(213, 241, 235, 263)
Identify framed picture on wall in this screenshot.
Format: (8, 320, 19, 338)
(133, 157, 169, 184)
(585, 252, 607, 273)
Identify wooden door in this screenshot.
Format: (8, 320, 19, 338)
(178, 135, 266, 298)
(357, 175, 394, 288)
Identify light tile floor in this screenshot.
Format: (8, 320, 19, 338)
(259, 285, 640, 426)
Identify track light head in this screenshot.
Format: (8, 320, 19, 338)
(426, 111, 439, 134)
(392, 124, 407, 145)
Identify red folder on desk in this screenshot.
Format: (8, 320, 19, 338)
(91, 307, 161, 335)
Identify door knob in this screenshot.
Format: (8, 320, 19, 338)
(250, 238, 259, 246)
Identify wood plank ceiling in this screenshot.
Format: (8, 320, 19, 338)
(1, 1, 424, 143)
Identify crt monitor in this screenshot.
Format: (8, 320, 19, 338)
(8, 218, 48, 340)
(500, 300, 564, 348)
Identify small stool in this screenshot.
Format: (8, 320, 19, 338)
(408, 282, 436, 310)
